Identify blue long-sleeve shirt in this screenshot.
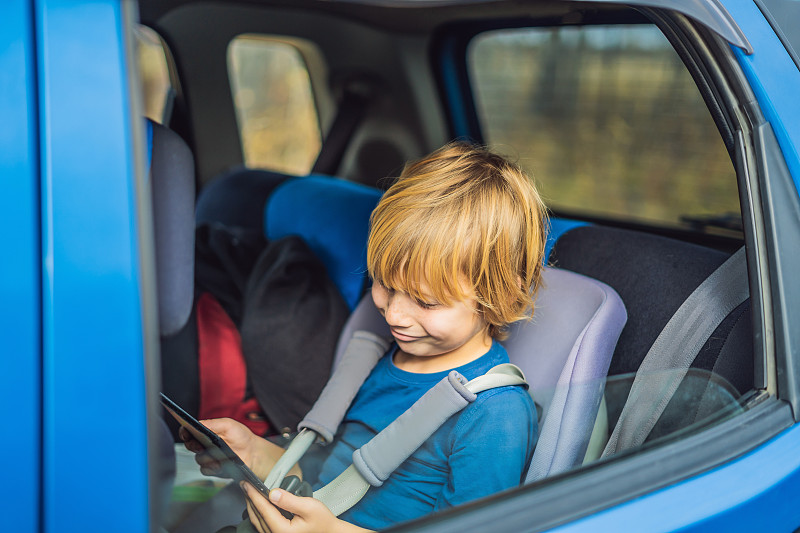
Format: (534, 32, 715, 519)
(304, 341, 538, 530)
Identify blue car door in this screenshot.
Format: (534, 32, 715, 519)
(1, 1, 156, 531)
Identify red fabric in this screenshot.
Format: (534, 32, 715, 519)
(196, 292, 270, 436)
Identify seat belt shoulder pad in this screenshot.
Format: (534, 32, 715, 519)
(353, 371, 476, 487)
(315, 364, 528, 515)
(298, 331, 389, 443)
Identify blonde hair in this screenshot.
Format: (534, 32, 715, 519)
(367, 142, 548, 340)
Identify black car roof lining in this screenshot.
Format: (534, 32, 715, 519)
(139, 0, 751, 53)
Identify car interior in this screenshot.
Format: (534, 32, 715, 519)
(133, 0, 773, 530)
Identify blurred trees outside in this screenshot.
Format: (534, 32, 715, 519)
(470, 25, 738, 229)
(135, 28, 320, 176)
(137, 23, 739, 230)
(228, 36, 321, 175)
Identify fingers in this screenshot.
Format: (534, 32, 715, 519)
(178, 427, 204, 454)
(177, 420, 230, 477)
(244, 494, 271, 533)
(241, 483, 288, 533)
(200, 417, 241, 437)
(267, 489, 318, 518)
(241, 483, 342, 533)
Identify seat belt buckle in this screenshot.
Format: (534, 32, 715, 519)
(274, 475, 314, 519)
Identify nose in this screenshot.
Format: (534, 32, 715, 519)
(384, 292, 413, 327)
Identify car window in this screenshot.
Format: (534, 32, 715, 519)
(227, 35, 322, 175)
(468, 25, 740, 233)
(134, 25, 173, 124)
(463, 17, 760, 491)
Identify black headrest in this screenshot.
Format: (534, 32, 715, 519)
(549, 226, 753, 395)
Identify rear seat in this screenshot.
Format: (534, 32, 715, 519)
(264, 176, 382, 310)
(180, 162, 751, 529)
(198, 164, 748, 458)
(196, 170, 382, 310)
(549, 225, 753, 447)
(195, 167, 289, 231)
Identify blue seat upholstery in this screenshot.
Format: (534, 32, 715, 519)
(335, 266, 627, 481)
(196, 167, 289, 231)
(265, 176, 383, 310)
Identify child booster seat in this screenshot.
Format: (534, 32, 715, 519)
(194, 174, 626, 523)
(263, 331, 529, 516)
(261, 265, 626, 517)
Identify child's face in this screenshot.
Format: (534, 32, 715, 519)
(371, 278, 491, 366)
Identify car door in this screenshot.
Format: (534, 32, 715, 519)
(0, 1, 157, 531)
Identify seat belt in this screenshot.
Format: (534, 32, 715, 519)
(265, 331, 529, 516)
(310, 76, 376, 176)
(602, 247, 748, 457)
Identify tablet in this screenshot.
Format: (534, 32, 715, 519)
(160, 392, 272, 499)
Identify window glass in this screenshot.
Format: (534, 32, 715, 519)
(469, 25, 739, 231)
(228, 36, 321, 175)
(134, 25, 172, 124)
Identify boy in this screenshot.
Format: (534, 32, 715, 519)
(183, 142, 548, 532)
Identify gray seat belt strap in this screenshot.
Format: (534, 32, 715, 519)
(265, 429, 318, 490)
(602, 247, 748, 457)
(265, 331, 388, 490)
(298, 331, 390, 443)
(316, 365, 528, 516)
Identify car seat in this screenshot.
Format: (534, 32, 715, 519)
(549, 225, 753, 451)
(195, 167, 289, 230)
(147, 120, 199, 422)
(336, 266, 627, 481)
(146, 118, 195, 527)
(264, 176, 383, 310)
(148, 120, 196, 337)
(197, 170, 383, 311)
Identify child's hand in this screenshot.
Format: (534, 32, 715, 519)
(240, 483, 372, 533)
(179, 417, 262, 478)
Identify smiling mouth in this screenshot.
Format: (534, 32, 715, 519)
(390, 329, 420, 342)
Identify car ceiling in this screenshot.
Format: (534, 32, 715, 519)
(138, 0, 622, 34)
